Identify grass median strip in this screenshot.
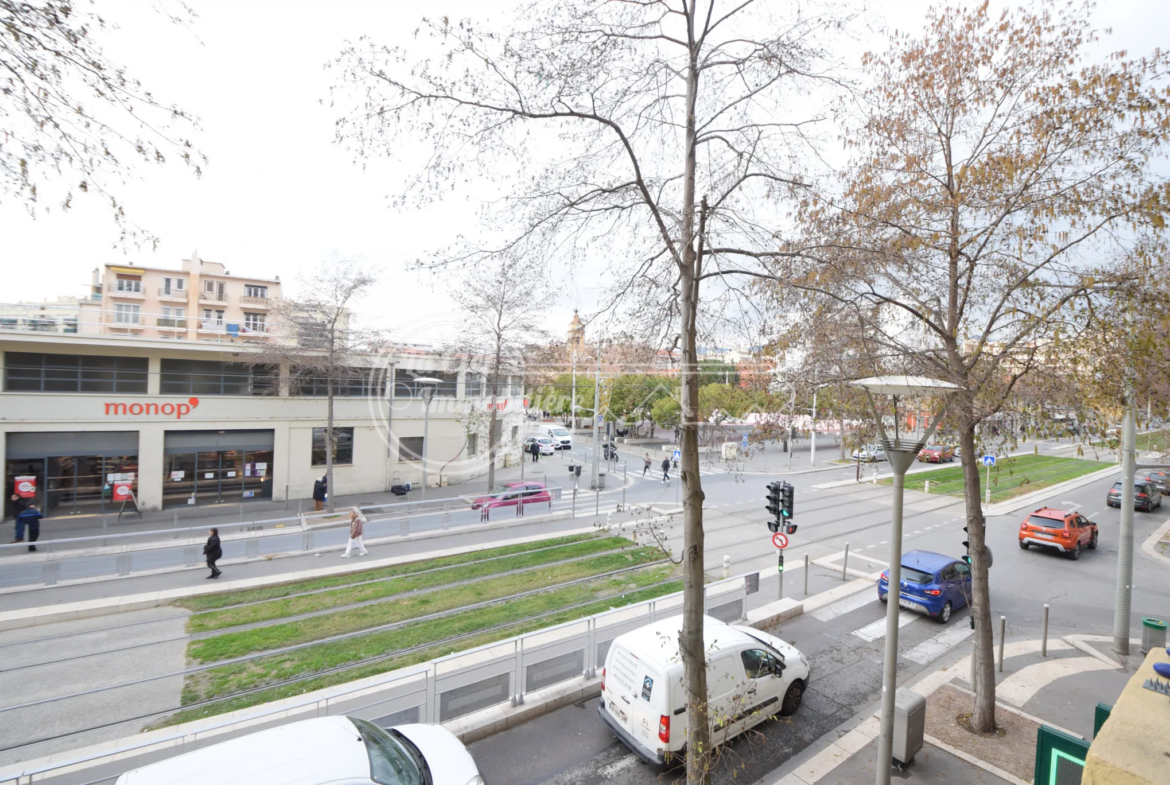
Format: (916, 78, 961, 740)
(187, 547, 663, 662)
(175, 563, 678, 714)
(177, 533, 602, 613)
(883, 454, 1112, 502)
(186, 536, 635, 634)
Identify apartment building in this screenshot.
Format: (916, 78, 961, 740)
(99, 251, 280, 342)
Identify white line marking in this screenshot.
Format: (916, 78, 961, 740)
(905, 624, 974, 664)
(596, 754, 638, 778)
(996, 658, 1114, 707)
(853, 611, 916, 642)
(811, 590, 876, 621)
(1062, 501, 1082, 511)
(912, 530, 922, 534)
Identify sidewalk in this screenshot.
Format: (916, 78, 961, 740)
(767, 631, 1137, 785)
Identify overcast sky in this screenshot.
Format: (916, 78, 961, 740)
(3, 0, 1166, 344)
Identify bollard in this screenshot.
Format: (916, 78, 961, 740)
(723, 555, 731, 579)
(998, 616, 1006, 672)
(842, 543, 849, 581)
(1042, 604, 1049, 657)
(804, 553, 810, 595)
(924, 480, 930, 494)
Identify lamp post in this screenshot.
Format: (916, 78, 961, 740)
(852, 376, 957, 785)
(415, 377, 441, 501)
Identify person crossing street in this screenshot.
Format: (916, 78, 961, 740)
(661, 456, 670, 484)
(643, 453, 652, 476)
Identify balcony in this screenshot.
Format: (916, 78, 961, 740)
(239, 296, 270, 309)
(109, 282, 145, 299)
(157, 288, 189, 301)
(156, 317, 189, 330)
(199, 292, 229, 305)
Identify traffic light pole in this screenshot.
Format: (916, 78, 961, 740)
(1112, 402, 1137, 655)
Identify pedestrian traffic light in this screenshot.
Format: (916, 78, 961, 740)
(780, 482, 794, 520)
(786, 524, 798, 535)
(962, 526, 971, 565)
(777, 550, 785, 573)
(767, 519, 781, 533)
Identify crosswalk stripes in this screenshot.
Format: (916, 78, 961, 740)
(852, 611, 917, 642)
(811, 588, 875, 622)
(904, 623, 974, 664)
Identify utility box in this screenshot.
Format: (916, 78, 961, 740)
(1141, 617, 1167, 655)
(892, 688, 926, 768)
(721, 442, 739, 460)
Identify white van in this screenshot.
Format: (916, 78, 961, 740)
(545, 426, 572, 450)
(114, 715, 483, 785)
(598, 616, 810, 764)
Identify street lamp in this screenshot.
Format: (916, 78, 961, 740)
(415, 377, 441, 501)
(852, 375, 958, 785)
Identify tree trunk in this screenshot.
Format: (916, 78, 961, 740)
(486, 343, 504, 491)
(326, 387, 335, 513)
(958, 412, 996, 732)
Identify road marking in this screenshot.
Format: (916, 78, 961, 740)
(852, 611, 917, 642)
(879, 540, 888, 545)
(865, 544, 877, 549)
(1062, 501, 1082, 511)
(912, 530, 921, 534)
(811, 589, 875, 621)
(595, 754, 638, 779)
(996, 657, 1114, 707)
(904, 624, 974, 664)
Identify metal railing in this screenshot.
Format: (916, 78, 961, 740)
(239, 296, 270, 308)
(155, 317, 188, 329)
(0, 488, 569, 589)
(0, 572, 750, 785)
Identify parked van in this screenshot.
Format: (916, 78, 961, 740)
(114, 715, 483, 785)
(598, 616, 810, 764)
(545, 425, 572, 450)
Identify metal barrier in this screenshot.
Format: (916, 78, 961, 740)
(0, 489, 566, 590)
(0, 573, 749, 785)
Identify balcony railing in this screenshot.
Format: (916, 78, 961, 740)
(240, 296, 270, 308)
(158, 287, 188, 298)
(200, 291, 229, 303)
(156, 317, 188, 329)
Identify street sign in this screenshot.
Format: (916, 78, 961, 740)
(982, 455, 996, 466)
(745, 573, 760, 594)
(772, 532, 789, 549)
(672, 449, 681, 462)
(741, 433, 749, 450)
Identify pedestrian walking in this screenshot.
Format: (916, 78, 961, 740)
(15, 504, 42, 551)
(643, 453, 652, 476)
(312, 475, 327, 512)
(661, 457, 671, 484)
(342, 510, 368, 557)
(9, 493, 30, 541)
(530, 440, 540, 463)
(203, 528, 222, 579)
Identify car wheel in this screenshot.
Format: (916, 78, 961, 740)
(879, 592, 888, 603)
(779, 680, 804, 716)
(1019, 540, 1029, 550)
(1069, 543, 1081, 561)
(1088, 531, 1098, 550)
(938, 601, 952, 624)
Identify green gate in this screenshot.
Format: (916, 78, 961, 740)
(1035, 724, 1090, 785)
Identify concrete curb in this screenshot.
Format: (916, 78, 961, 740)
(1139, 513, 1170, 567)
(983, 464, 1120, 517)
(0, 520, 595, 631)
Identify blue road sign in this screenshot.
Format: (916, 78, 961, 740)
(741, 433, 749, 449)
(672, 449, 681, 462)
(983, 455, 996, 467)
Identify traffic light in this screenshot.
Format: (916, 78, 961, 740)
(786, 524, 798, 535)
(780, 483, 794, 521)
(777, 550, 785, 573)
(962, 526, 971, 565)
(766, 482, 782, 520)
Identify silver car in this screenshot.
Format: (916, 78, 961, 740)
(851, 443, 888, 462)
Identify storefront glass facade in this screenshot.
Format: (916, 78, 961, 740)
(162, 430, 275, 508)
(5, 432, 139, 518)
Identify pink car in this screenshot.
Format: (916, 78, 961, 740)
(471, 481, 552, 510)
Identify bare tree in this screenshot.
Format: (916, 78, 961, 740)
(450, 260, 549, 491)
(331, 4, 844, 779)
(1, 1, 205, 243)
(260, 260, 380, 512)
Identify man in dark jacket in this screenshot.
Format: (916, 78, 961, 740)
(10, 493, 29, 541)
(15, 504, 42, 551)
(661, 457, 671, 484)
(203, 528, 222, 579)
(312, 476, 327, 511)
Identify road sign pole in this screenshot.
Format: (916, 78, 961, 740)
(778, 551, 784, 600)
(985, 460, 991, 505)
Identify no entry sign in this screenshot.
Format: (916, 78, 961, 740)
(772, 532, 789, 550)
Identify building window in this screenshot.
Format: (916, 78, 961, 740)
(243, 313, 266, 332)
(162, 277, 185, 294)
(290, 367, 385, 397)
(509, 376, 522, 395)
(511, 425, 519, 442)
(114, 303, 141, 324)
(312, 427, 354, 466)
(4, 352, 148, 393)
(467, 433, 478, 456)
(393, 370, 458, 398)
(160, 359, 278, 396)
(245, 285, 268, 298)
(398, 436, 425, 462)
(465, 373, 482, 397)
(114, 278, 142, 293)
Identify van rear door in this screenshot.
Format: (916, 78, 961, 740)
(603, 645, 664, 755)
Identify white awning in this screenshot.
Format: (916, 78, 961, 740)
(851, 376, 960, 396)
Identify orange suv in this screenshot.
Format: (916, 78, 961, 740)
(1019, 508, 1098, 560)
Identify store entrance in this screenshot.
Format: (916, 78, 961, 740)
(162, 430, 275, 509)
(5, 432, 139, 519)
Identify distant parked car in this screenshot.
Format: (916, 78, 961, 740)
(1019, 507, 1098, 560)
(471, 481, 552, 510)
(851, 444, 887, 462)
(1139, 470, 1170, 495)
(918, 444, 955, 463)
(878, 549, 970, 623)
(523, 436, 557, 456)
(1106, 480, 1163, 512)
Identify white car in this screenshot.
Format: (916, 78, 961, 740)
(114, 715, 484, 785)
(545, 426, 572, 450)
(523, 436, 557, 456)
(599, 616, 810, 765)
(851, 443, 888, 462)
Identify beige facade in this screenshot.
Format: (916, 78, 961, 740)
(97, 251, 281, 343)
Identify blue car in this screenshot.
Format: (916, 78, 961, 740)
(877, 549, 971, 624)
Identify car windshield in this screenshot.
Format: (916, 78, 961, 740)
(925, 445, 945, 451)
(551, 428, 569, 436)
(899, 566, 935, 584)
(353, 719, 425, 785)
